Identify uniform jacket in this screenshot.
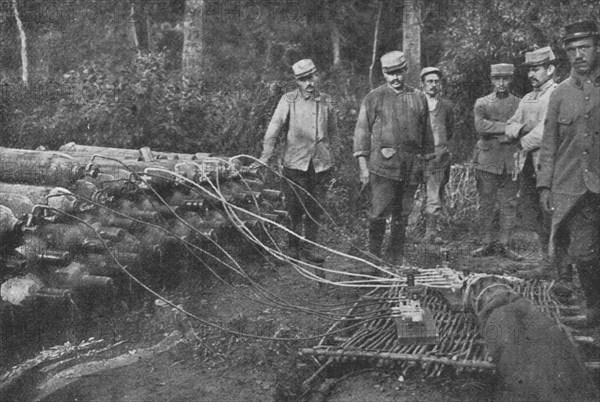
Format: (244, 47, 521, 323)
(537, 66, 600, 256)
(473, 92, 521, 174)
(260, 88, 337, 173)
(505, 80, 558, 173)
(353, 84, 433, 182)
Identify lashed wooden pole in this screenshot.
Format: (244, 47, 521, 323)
(299, 348, 495, 370)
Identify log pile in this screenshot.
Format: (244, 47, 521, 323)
(0, 144, 284, 306)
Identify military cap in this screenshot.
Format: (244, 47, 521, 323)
(420, 66, 442, 80)
(561, 20, 600, 44)
(292, 59, 317, 79)
(381, 51, 408, 73)
(490, 63, 514, 77)
(523, 47, 556, 66)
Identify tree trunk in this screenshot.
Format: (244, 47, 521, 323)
(402, 0, 421, 87)
(182, 0, 204, 82)
(330, 22, 341, 68)
(12, 0, 28, 86)
(369, 2, 383, 91)
(131, 0, 150, 52)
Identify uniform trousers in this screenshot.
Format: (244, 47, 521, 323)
(368, 173, 417, 259)
(475, 168, 519, 244)
(282, 163, 331, 248)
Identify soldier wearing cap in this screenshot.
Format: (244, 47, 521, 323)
(353, 51, 434, 268)
(257, 59, 338, 264)
(471, 63, 522, 259)
(538, 21, 600, 326)
(505, 47, 567, 280)
(420, 67, 455, 243)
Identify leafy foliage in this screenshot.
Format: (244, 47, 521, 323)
(2, 0, 600, 234)
(3, 52, 282, 157)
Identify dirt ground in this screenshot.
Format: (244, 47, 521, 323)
(1, 219, 598, 401)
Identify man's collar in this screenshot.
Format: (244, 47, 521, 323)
(495, 91, 509, 99)
(425, 93, 438, 100)
(387, 83, 406, 94)
(299, 87, 320, 100)
(569, 65, 600, 88)
(535, 78, 555, 94)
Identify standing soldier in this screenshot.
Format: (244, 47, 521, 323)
(256, 59, 337, 263)
(538, 21, 600, 327)
(420, 67, 454, 243)
(353, 51, 434, 268)
(471, 64, 522, 259)
(504, 47, 564, 279)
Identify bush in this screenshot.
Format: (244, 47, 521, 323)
(4, 53, 282, 157)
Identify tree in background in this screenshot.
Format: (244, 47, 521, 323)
(402, 0, 421, 86)
(130, 0, 150, 52)
(182, 0, 204, 82)
(2, 0, 600, 159)
(11, 0, 28, 86)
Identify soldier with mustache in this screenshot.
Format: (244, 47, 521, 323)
(537, 21, 600, 327)
(256, 59, 338, 264)
(353, 51, 435, 271)
(504, 48, 567, 281)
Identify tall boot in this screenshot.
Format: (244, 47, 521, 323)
(574, 260, 600, 327)
(287, 220, 301, 259)
(302, 219, 325, 264)
(387, 220, 406, 266)
(557, 258, 574, 283)
(424, 214, 443, 243)
(423, 214, 436, 242)
(498, 229, 524, 261)
(368, 219, 386, 258)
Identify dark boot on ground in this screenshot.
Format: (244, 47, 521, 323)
(557, 257, 574, 283)
(497, 242, 524, 261)
(366, 219, 386, 275)
(387, 220, 406, 266)
(287, 231, 300, 260)
(423, 214, 443, 243)
(301, 221, 325, 264)
(368, 219, 386, 257)
(300, 245, 325, 264)
(576, 260, 600, 328)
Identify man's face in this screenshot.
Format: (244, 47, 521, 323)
(383, 67, 407, 90)
(296, 73, 318, 93)
(528, 65, 553, 89)
(422, 73, 441, 97)
(491, 76, 512, 93)
(565, 37, 599, 75)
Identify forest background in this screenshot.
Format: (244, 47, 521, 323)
(1, 0, 599, 221)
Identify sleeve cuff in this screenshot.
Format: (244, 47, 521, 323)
(505, 122, 524, 139)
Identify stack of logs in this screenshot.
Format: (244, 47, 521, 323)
(0, 143, 285, 306)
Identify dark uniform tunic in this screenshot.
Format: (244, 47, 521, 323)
(353, 84, 433, 258)
(537, 66, 600, 310)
